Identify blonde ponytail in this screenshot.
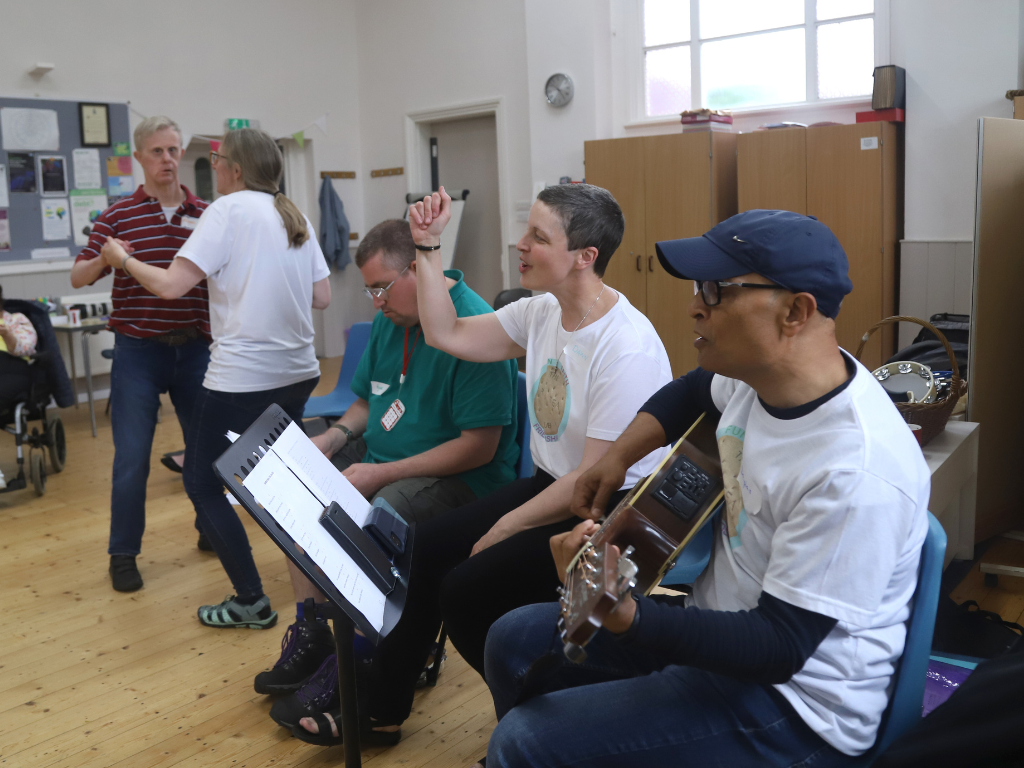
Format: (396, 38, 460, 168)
(220, 128, 309, 247)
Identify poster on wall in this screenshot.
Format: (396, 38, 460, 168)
(0, 107, 60, 151)
(108, 176, 134, 198)
(70, 189, 108, 246)
(0, 210, 10, 252)
(40, 197, 71, 241)
(37, 155, 68, 197)
(78, 102, 110, 147)
(72, 148, 102, 189)
(106, 155, 132, 177)
(7, 153, 36, 193)
(0, 165, 8, 208)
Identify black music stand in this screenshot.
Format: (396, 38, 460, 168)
(215, 404, 412, 767)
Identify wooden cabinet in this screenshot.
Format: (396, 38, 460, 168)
(737, 123, 903, 369)
(585, 132, 737, 376)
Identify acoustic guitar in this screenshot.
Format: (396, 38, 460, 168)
(557, 413, 725, 663)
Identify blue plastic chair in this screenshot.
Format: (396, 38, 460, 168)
(659, 507, 719, 588)
(856, 511, 947, 765)
(515, 371, 533, 479)
(304, 322, 373, 419)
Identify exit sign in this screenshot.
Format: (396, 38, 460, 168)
(226, 118, 252, 131)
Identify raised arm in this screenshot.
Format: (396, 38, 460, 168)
(101, 236, 205, 300)
(409, 187, 524, 363)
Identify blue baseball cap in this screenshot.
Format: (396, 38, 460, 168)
(655, 210, 852, 319)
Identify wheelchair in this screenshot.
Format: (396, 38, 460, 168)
(0, 300, 73, 496)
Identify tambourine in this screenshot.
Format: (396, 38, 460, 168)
(871, 361, 936, 404)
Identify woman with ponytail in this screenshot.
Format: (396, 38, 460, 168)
(101, 127, 331, 628)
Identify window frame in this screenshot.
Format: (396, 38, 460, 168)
(632, 0, 889, 123)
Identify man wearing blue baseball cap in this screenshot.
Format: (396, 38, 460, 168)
(479, 210, 931, 767)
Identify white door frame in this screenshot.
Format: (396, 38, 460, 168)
(404, 98, 512, 290)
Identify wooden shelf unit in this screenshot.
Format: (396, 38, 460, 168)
(585, 132, 737, 376)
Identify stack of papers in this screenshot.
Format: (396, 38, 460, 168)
(241, 422, 386, 631)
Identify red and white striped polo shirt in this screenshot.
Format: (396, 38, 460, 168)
(76, 185, 211, 340)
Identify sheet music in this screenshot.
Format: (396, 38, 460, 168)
(270, 421, 372, 526)
(242, 450, 385, 631)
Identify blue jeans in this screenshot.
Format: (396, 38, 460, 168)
(484, 603, 857, 768)
(109, 334, 210, 556)
(182, 377, 318, 600)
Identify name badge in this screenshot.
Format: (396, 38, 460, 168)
(381, 399, 406, 431)
(739, 467, 762, 515)
(371, 381, 390, 396)
(180, 216, 200, 231)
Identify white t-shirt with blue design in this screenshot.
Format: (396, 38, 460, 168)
(495, 291, 671, 484)
(691, 352, 931, 756)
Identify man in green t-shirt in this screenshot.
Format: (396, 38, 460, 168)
(254, 219, 519, 708)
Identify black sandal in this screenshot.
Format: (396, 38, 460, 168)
(290, 710, 402, 747)
(160, 450, 184, 474)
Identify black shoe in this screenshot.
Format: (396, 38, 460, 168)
(255, 610, 336, 695)
(269, 653, 340, 728)
(197, 532, 214, 552)
(109, 555, 143, 592)
(161, 451, 184, 474)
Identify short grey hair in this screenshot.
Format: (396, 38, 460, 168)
(133, 115, 182, 152)
(536, 184, 624, 278)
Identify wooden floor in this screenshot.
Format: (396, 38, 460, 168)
(0, 358, 493, 768)
(4, 357, 1024, 767)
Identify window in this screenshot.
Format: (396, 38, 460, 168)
(642, 0, 876, 117)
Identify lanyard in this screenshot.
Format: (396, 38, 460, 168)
(401, 327, 421, 385)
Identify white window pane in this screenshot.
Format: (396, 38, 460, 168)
(817, 18, 874, 99)
(645, 0, 690, 47)
(646, 46, 692, 116)
(700, 0, 803, 40)
(817, 0, 872, 21)
(702, 28, 805, 109)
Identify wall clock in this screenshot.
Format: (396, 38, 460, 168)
(545, 73, 574, 107)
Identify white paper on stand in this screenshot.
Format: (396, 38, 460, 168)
(270, 421, 372, 526)
(243, 450, 386, 631)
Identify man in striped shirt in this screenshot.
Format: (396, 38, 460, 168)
(71, 116, 212, 593)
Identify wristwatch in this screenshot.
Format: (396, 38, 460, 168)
(331, 422, 355, 443)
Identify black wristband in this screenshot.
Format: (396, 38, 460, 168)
(414, 243, 441, 251)
(331, 422, 355, 442)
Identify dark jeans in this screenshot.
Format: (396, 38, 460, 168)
(367, 471, 625, 725)
(108, 334, 210, 556)
(485, 602, 854, 768)
(182, 376, 318, 599)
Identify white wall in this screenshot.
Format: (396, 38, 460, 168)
(353, 0, 534, 253)
(0, 0, 364, 357)
(890, 0, 1021, 240)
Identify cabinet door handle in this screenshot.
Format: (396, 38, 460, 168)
(635, 253, 641, 272)
(648, 255, 654, 272)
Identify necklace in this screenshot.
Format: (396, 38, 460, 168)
(553, 283, 606, 366)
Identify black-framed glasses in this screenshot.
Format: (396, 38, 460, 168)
(363, 266, 410, 301)
(210, 151, 231, 164)
(694, 280, 779, 307)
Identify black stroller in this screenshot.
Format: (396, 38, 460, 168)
(0, 299, 74, 496)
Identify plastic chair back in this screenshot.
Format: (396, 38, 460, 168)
(515, 371, 533, 479)
(659, 508, 718, 587)
(858, 511, 947, 765)
(304, 322, 373, 419)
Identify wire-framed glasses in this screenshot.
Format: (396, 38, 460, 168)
(363, 266, 410, 301)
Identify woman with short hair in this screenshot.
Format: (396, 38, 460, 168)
(101, 127, 331, 628)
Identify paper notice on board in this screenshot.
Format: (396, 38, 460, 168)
(72, 149, 102, 189)
(106, 156, 132, 176)
(269, 421, 372, 526)
(70, 189, 108, 246)
(0, 211, 10, 252)
(243, 450, 386, 631)
(40, 198, 71, 241)
(0, 108, 60, 151)
(0, 165, 9, 208)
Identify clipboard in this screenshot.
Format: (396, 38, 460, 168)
(214, 404, 412, 767)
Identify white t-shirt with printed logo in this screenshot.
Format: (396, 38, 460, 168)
(495, 291, 672, 485)
(690, 351, 931, 756)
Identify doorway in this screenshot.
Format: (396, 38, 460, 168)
(427, 115, 504, 305)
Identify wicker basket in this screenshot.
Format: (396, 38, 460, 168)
(855, 315, 967, 447)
